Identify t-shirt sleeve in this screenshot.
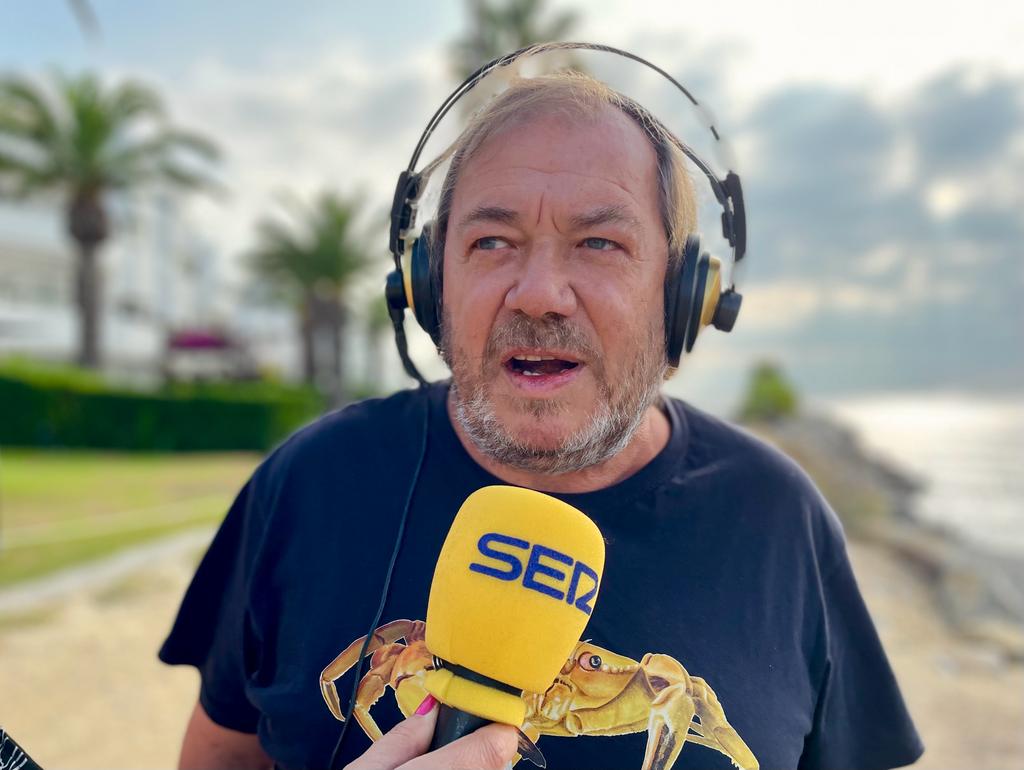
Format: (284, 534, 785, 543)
(799, 550, 925, 770)
(158, 480, 266, 733)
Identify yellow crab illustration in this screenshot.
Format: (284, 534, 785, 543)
(320, 619, 435, 739)
(320, 619, 758, 770)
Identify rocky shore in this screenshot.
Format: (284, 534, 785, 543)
(749, 412, 1024, 663)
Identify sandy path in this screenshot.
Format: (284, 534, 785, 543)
(0, 542, 203, 769)
(1, 534, 1022, 769)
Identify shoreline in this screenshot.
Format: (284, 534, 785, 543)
(747, 410, 1024, 661)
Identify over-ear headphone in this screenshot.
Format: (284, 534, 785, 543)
(384, 42, 748, 381)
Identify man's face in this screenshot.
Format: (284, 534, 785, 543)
(441, 106, 670, 474)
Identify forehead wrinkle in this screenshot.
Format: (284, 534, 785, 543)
(469, 163, 647, 203)
(454, 168, 652, 236)
(456, 204, 520, 232)
(569, 204, 641, 232)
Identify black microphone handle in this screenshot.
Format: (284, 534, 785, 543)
(428, 702, 492, 752)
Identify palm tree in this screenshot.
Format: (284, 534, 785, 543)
(451, 0, 579, 80)
(0, 71, 219, 368)
(246, 192, 370, 402)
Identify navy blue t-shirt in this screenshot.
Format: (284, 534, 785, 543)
(159, 382, 923, 770)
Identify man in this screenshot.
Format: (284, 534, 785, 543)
(160, 72, 924, 770)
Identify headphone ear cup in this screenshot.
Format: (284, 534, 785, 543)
(409, 223, 443, 346)
(665, 235, 703, 367)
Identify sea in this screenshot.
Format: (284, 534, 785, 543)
(822, 392, 1024, 557)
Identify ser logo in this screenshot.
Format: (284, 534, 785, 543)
(468, 532, 599, 616)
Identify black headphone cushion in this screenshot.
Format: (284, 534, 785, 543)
(410, 226, 442, 345)
(665, 235, 702, 367)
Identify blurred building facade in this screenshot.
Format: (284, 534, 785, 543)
(0, 198, 297, 383)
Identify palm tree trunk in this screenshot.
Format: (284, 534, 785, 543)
(68, 191, 108, 369)
(75, 242, 101, 368)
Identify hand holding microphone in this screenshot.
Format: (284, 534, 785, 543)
(342, 694, 517, 770)
(423, 485, 605, 765)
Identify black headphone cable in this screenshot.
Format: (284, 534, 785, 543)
(327, 382, 431, 769)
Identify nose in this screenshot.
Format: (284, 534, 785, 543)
(503, 242, 578, 319)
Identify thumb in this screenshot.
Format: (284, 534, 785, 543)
(400, 722, 518, 770)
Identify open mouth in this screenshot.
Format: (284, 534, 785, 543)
(505, 353, 581, 377)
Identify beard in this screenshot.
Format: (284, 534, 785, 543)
(442, 312, 667, 475)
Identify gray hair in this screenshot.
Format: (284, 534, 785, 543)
(430, 70, 698, 290)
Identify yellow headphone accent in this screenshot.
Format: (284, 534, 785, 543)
(700, 256, 723, 329)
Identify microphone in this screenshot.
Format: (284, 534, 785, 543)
(423, 485, 605, 763)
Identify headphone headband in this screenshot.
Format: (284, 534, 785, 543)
(390, 42, 747, 270)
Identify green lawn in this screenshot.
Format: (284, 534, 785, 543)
(0, 449, 261, 587)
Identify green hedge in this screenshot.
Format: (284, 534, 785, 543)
(0, 361, 324, 451)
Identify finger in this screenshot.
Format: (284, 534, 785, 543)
(399, 722, 519, 770)
(343, 699, 439, 770)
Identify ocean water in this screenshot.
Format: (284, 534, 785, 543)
(823, 392, 1024, 556)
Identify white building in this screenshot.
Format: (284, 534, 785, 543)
(0, 197, 298, 384)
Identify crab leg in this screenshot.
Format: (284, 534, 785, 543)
(351, 651, 401, 742)
(319, 619, 422, 720)
(688, 676, 760, 770)
(642, 682, 697, 770)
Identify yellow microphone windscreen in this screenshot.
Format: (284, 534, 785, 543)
(425, 485, 604, 720)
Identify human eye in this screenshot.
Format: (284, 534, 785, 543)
(581, 237, 620, 251)
(472, 236, 511, 251)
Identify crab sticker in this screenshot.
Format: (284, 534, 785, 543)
(320, 619, 759, 770)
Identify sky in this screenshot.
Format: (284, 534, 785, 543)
(1, 0, 1022, 408)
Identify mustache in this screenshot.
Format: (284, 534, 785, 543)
(483, 313, 600, 364)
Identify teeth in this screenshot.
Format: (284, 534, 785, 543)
(513, 355, 557, 361)
(518, 369, 576, 377)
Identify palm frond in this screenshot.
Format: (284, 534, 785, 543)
(0, 76, 61, 145)
(0, 70, 221, 198)
(246, 218, 313, 302)
(101, 128, 221, 192)
(246, 190, 374, 304)
(106, 80, 166, 124)
(155, 161, 222, 193)
(451, 0, 579, 79)
(57, 73, 115, 186)
(0, 150, 61, 198)
(161, 128, 221, 162)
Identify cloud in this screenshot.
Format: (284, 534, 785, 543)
(117, 45, 455, 293)
(707, 64, 1024, 395)
(907, 68, 1023, 177)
